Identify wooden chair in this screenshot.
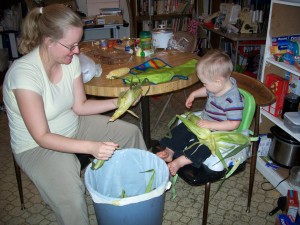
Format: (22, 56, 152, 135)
(13, 153, 92, 210)
(177, 72, 276, 225)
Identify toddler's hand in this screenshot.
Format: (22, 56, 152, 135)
(197, 120, 212, 129)
(185, 96, 194, 109)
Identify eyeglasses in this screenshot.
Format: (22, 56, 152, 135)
(56, 41, 79, 52)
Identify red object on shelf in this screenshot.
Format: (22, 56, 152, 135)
(287, 189, 299, 222)
(203, 21, 214, 29)
(264, 73, 289, 117)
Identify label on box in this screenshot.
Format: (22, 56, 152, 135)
(287, 189, 299, 222)
(289, 73, 300, 96)
(272, 36, 289, 46)
(258, 134, 272, 157)
(96, 15, 123, 25)
(275, 214, 295, 225)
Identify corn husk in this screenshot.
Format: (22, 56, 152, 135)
(177, 112, 255, 172)
(109, 83, 142, 122)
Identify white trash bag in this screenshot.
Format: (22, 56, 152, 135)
(84, 148, 171, 206)
(79, 53, 102, 83)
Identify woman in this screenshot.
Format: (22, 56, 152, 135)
(3, 4, 146, 225)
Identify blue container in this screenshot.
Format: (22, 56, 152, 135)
(93, 194, 165, 225)
(85, 148, 170, 225)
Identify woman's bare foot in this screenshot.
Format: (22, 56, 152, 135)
(168, 156, 192, 176)
(156, 148, 174, 163)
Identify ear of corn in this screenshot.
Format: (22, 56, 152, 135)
(176, 113, 211, 140)
(90, 158, 105, 170)
(106, 67, 130, 79)
(109, 84, 142, 122)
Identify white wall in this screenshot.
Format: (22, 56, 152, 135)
(76, 0, 130, 40)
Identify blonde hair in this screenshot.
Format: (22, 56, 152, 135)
(18, 4, 83, 55)
(196, 49, 233, 81)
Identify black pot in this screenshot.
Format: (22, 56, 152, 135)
(268, 126, 300, 168)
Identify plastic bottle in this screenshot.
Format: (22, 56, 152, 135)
(139, 31, 152, 51)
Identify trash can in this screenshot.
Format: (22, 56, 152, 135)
(84, 148, 170, 225)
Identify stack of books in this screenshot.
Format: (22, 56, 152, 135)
(96, 8, 123, 25)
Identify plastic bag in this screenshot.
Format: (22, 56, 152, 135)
(84, 148, 171, 206)
(79, 53, 102, 83)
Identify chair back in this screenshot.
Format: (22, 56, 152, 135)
(236, 88, 256, 132)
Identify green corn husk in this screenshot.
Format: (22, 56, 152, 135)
(109, 79, 150, 122)
(177, 113, 211, 140)
(120, 190, 127, 198)
(90, 159, 105, 170)
(141, 169, 156, 193)
(177, 112, 255, 173)
(167, 112, 258, 199)
(109, 84, 142, 122)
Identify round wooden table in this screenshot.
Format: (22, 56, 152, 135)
(83, 46, 200, 148)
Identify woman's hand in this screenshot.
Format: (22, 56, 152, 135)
(91, 142, 119, 160)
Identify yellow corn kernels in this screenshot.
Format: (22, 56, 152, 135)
(106, 67, 130, 79)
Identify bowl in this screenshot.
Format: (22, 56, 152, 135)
(82, 48, 132, 65)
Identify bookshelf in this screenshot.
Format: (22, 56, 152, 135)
(129, 0, 196, 37)
(258, 0, 300, 196)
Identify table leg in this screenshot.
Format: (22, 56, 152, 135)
(141, 96, 151, 148)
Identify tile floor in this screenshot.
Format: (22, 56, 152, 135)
(0, 85, 281, 225)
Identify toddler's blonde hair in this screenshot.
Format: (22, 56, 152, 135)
(196, 49, 233, 81)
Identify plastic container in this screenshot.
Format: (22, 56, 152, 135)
(84, 148, 170, 225)
(139, 31, 152, 50)
(290, 166, 300, 188)
(151, 25, 173, 49)
(284, 111, 300, 133)
(281, 92, 300, 118)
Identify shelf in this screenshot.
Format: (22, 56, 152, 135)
(259, 0, 300, 197)
(256, 156, 292, 196)
(266, 57, 300, 77)
(261, 110, 300, 141)
(130, 0, 196, 37)
(136, 13, 192, 21)
(273, 0, 300, 7)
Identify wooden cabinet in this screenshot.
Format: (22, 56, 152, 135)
(257, 0, 300, 196)
(129, 0, 196, 37)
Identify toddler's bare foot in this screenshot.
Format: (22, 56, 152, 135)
(156, 148, 174, 163)
(168, 156, 192, 176)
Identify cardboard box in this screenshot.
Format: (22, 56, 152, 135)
(265, 73, 289, 117)
(275, 214, 295, 225)
(257, 134, 272, 157)
(287, 189, 299, 222)
(96, 15, 123, 25)
(289, 73, 300, 96)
